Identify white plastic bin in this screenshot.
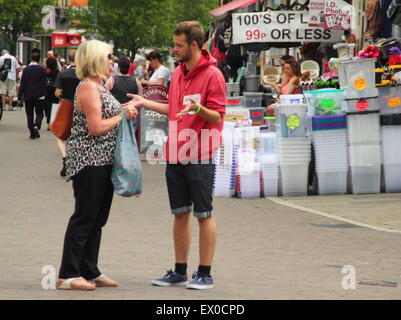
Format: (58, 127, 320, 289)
(280, 163, 310, 196)
(347, 113, 381, 144)
(226, 96, 244, 107)
(383, 164, 401, 192)
(317, 170, 348, 195)
(280, 94, 305, 104)
(244, 92, 263, 108)
(350, 164, 381, 194)
(337, 58, 378, 99)
(275, 104, 309, 138)
(345, 97, 379, 113)
(377, 85, 401, 115)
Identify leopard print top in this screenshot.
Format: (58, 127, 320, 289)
(66, 79, 122, 178)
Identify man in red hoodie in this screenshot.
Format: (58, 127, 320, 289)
(126, 21, 226, 290)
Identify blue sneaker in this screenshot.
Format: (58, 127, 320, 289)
(151, 270, 188, 287)
(186, 271, 214, 290)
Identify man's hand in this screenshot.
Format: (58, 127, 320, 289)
(175, 98, 199, 118)
(123, 94, 146, 119)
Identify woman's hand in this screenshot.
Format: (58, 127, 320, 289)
(123, 94, 145, 119)
(266, 104, 274, 114)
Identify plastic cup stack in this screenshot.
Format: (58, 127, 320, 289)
(311, 115, 348, 195)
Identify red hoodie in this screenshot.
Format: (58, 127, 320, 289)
(165, 50, 226, 164)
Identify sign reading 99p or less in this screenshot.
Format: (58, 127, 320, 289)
(232, 11, 343, 44)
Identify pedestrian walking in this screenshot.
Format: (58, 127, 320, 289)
(18, 52, 46, 139)
(125, 21, 226, 290)
(0, 50, 21, 111)
(53, 49, 80, 177)
(141, 51, 170, 88)
(57, 40, 138, 291)
(44, 56, 59, 128)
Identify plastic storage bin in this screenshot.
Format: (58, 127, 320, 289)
(337, 58, 378, 99)
(274, 104, 308, 138)
(249, 107, 265, 125)
(350, 165, 381, 194)
(226, 82, 240, 97)
(226, 96, 244, 107)
(348, 145, 382, 166)
(347, 113, 381, 144)
(244, 92, 263, 108)
(383, 164, 401, 192)
(317, 170, 348, 195)
(279, 94, 305, 104)
(245, 75, 260, 92)
(345, 97, 379, 113)
(311, 115, 347, 131)
(308, 89, 345, 116)
(280, 163, 309, 196)
(377, 85, 401, 115)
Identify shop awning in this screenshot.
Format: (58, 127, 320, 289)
(17, 35, 40, 43)
(209, 0, 260, 17)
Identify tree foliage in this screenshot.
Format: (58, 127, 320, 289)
(0, 0, 219, 55)
(0, 0, 56, 53)
(66, 0, 219, 56)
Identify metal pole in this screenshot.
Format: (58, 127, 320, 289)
(93, 0, 98, 37)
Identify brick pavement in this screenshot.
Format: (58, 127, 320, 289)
(1, 111, 401, 299)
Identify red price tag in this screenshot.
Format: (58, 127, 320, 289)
(356, 99, 369, 112)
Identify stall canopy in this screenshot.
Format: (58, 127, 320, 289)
(210, 0, 260, 17)
(17, 35, 40, 43)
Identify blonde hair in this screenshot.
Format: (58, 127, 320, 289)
(75, 40, 112, 80)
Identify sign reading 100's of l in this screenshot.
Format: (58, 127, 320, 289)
(232, 11, 343, 44)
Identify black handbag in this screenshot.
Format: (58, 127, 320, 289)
(387, 0, 401, 26)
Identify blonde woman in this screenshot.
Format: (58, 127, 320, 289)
(57, 40, 138, 291)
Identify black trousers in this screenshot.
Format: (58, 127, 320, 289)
(24, 99, 45, 134)
(59, 165, 114, 279)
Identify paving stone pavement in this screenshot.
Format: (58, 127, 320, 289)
(1, 110, 401, 300)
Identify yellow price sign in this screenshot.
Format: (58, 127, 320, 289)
(388, 97, 401, 108)
(287, 115, 300, 130)
(354, 78, 367, 91)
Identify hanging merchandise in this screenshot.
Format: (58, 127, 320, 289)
(364, 0, 383, 38)
(387, 0, 401, 27)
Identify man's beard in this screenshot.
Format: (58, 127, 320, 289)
(178, 49, 192, 63)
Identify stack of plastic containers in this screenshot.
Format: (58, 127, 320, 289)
(337, 58, 382, 194)
(278, 138, 311, 196)
(274, 102, 311, 196)
(214, 122, 237, 197)
(259, 132, 279, 197)
(235, 127, 261, 198)
(347, 113, 382, 194)
(381, 112, 401, 192)
(377, 84, 401, 191)
(311, 116, 348, 194)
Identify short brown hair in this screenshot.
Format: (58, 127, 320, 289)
(173, 21, 204, 49)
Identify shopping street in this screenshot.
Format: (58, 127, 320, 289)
(2, 111, 401, 300)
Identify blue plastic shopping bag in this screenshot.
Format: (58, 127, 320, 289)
(111, 113, 142, 197)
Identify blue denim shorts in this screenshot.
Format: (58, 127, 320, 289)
(165, 161, 215, 219)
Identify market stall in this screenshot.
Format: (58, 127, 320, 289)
(210, 0, 401, 198)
